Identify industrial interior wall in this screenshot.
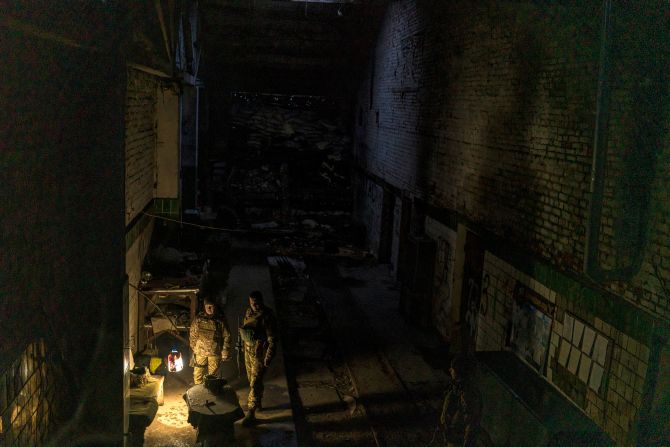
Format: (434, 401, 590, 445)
(353, 1, 670, 446)
(124, 68, 161, 364)
(125, 216, 155, 354)
(424, 217, 458, 343)
(1, 15, 126, 446)
(125, 67, 158, 225)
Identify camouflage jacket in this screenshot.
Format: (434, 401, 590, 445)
(189, 312, 231, 357)
(242, 305, 277, 365)
(440, 379, 482, 447)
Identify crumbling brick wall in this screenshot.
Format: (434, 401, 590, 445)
(353, 1, 670, 445)
(354, 0, 670, 333)
(356, 1, 599, 272)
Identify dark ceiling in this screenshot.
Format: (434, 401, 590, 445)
(200, 0, 387, 95)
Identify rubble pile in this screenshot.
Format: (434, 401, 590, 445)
(228, 100, 351, 190)
(210, 93, 352, 227)
(267, 255, 325, 356)
(268, 226, 371, 260)
(229, 165, 281, 195)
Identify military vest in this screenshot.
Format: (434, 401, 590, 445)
(192, 314, 225, 355)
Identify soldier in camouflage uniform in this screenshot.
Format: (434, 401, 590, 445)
(240, 290, 277, 426)
(440, 354, 482, 447)
(189, 296, 231, 385)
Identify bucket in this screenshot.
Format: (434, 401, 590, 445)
(204, 375, 227, 394)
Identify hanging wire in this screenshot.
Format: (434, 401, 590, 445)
(141, 211, 296, 234)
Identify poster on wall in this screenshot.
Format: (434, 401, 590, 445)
(509, 281, 555, 374)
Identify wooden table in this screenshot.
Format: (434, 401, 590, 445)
(138, 277, 200, 350)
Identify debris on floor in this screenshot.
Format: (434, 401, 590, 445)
(207, 92, 352, 232)
(268, 251, 378, 447)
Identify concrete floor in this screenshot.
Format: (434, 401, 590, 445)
(308, 260, 449, 446)
(143, 247, 297, 447)
(144, 368, 197, 447)
(134, 229, 617, 447)
(140, 236, 450, 447)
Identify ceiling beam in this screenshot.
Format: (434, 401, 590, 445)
(154, 0, 173, 67)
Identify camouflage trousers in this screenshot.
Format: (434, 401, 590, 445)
(244, 345, 267, 409)
(192, 353, 220, 385)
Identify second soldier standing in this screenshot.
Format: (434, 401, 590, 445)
(240, 290, 277, 426)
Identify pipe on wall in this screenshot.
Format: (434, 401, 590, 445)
(583, 0, 655, 282)
(583, 0, 613, 281)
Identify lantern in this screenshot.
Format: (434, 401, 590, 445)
(167, 349, 183, 372)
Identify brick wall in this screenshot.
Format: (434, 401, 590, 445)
(353, 1, 670, 445)
(124, 67, 162, 355)
(354, 0, 670, 326)
(355, 1, 599, 269)
(592, 4, 670, 320)
(390, 196, 402, 275)
(125, 68, 158, 225)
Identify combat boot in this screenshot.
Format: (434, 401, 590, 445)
(241, 407, 256, 427)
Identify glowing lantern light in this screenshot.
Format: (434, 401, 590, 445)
(167, 349, 183, 372)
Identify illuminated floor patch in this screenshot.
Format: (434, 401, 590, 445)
(156, 400, 191, 429)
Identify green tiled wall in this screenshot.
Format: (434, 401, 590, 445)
(125, 198, 179, 252)
(527, 261, 662, 344)
(152, 198, 180, 217)
(491, 246, 669, 345)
